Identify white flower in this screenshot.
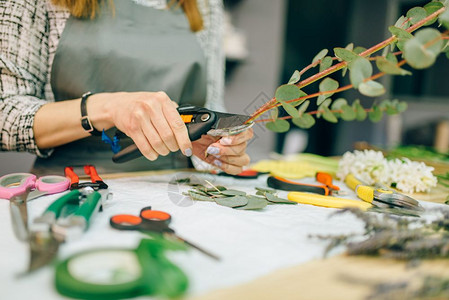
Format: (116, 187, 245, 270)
(337, 150, 437, 193)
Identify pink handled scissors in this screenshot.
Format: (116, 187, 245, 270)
(0, 173, 70, 201)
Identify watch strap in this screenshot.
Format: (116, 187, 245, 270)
(80, 92, 102, 136)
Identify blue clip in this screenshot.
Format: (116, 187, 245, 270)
(102, 130, 122, 154)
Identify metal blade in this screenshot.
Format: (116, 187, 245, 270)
(28, 232, 61, 272)
(9, 192, 30, 241)
(212, 113, 250, 130)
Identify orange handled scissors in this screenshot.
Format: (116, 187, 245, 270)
(110, 206, 220, 260)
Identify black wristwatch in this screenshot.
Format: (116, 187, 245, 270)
(80, 92, 102, 136)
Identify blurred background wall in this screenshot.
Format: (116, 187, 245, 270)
(1, 0, 448, 175)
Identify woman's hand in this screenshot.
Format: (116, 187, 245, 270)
(104, 91, 193, 161)
(192, 129, 253, 175)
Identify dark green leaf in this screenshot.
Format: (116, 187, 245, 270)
(376, 56, 411, 75)
(349, 57, 372, 88)
(215, 196, 249, 208)
(288, 70, 301, 84)
(353, 100, 367, 121)
(369, 105, 383, 122)
(359, 81, 386, 97)
(297, 100, 310, 116)
(406, 7, 427, 25)
(292, 114, 316, 129)
(318, 78, 339, 105)
(340, 105, 356, 121)
(220, 189, 247, 196)
(265, 193, 297, 205)
(236, 196, 268, 210)
(319, 56, 333, 72)
(404, 28, 444, 69)
(424, 2, 444, 26)
(255, 187, 277, 194)
(266, 119, 290, 133)
(188, 191, 214, 202)
(322, 107, 338, 123)
(334, 47, 359, 62)
(312, 49, 329, 64)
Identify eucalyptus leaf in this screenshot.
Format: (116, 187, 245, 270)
(266, 119, 290, 133)
(345, 43, 354, 51)
(322, 107, 338, 123)
(396, 100, 408, 113)
(319, 56, 333, 72)
(376, 56, 412, 75)
(318, 78, 339, 105)
(424, 2, 444, 26)
(340, 105, 356, 121)
(220, 189, 247, 196)
(394, 15, 410, 29)
(331, 98, 348, 111)
(354, 47, 367, 55)
(404, 28, 444, 69)
(255, 187, 277, 194)
(406, 7, 427, 25)
(279, 100, 300, 118)
(265, 193, 297, 205)
(359, 81, 386, 97)
(440, 7, 449, 29)
(215, 196, 248, 208)
(312, 49, 329, 64)
(292, 114, 316, 129)
(188, 191, 214, 202)
(369, 105, 383, 122)
(349, 57, 372, 88)
(275, 84, 304, 102)
(386, 52, 399, 64)
(236, 196, 268, 210)
(288, 70, 301, 84)
(271, 107, 279, 121)
(297, 100, 310, 116)
(334, 47, 359, 62)
(353, 100, 367, 121)
(388, 26, 414, 40)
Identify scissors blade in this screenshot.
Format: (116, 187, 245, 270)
(28, 232, 61, 272)
(207, 112, 254, 137)
(10, 196, 29, 241)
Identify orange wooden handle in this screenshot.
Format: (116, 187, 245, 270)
(84, 165, 102, 183)
(64, 166, 79, 186)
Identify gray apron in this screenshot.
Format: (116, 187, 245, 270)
(33, 0, 207, 175)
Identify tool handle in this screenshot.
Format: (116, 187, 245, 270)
(0, 173, 36, 200)
(74, 191, 101, 225)
(64, 167, 79, 189)
(36, 175, 70, 194)
(84, 165, 101, 183)
(344, 174, 361, 191)
(110, 214, 143, 230)
(316, 172, 340, 191)
(356, 185, 375, 203)
(267, 176, 329, 195)
(112, 144, 142, 163)
(287, 192, 372, 210)
(46, 190, 80, 218)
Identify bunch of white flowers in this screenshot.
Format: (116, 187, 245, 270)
(337, 150, 437, 193)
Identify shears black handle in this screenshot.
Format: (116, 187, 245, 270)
(112, 105, 216, 163)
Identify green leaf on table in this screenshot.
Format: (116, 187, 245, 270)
(353, 100, 367, 121)
(297, 100, 310, 116)
(266, 119, 290, 133)
(349, 57, 372, 88)
(265, 193, 297, 205)
(215, 196, 249, 208)
(255, 187, 277, 195)
(319, 56, 333, 72)
(376, 56, 412, 75)
(334, 47, 359, 62)
(359, 81, 386, 97)
(318, 78, 339, 105)
(188, 191, 214, 202)
(406, 7, 427, 25)
(404, 28, 444, 69)
(312, 49, 329, 64)
(440, 7, 449, 29)
(424, 2, 444, 25)
(369, 105, 383, 122)
(292, 114, 316, 129)
(322, 107, 338, 123)
(220, 189, 247, 196)
(354, 47, 367, 55)
(340, 105, 356, 121)
(288, 70, 301, 84)
(236, 196, 268, 210)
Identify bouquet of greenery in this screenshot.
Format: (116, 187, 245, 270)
(246, 1, 449, 133)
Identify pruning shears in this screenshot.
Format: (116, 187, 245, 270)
(267, 172, 343, 196)
(112, 105, 254, 163)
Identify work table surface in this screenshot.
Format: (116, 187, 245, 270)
(1, 170, 448, 299)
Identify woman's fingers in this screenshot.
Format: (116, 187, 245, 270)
(128, 130, 159, 161)
(206, 141, 247, 156)
(161, 99, 192, 156)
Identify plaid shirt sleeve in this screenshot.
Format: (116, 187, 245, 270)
(0, 0, 52, 157)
